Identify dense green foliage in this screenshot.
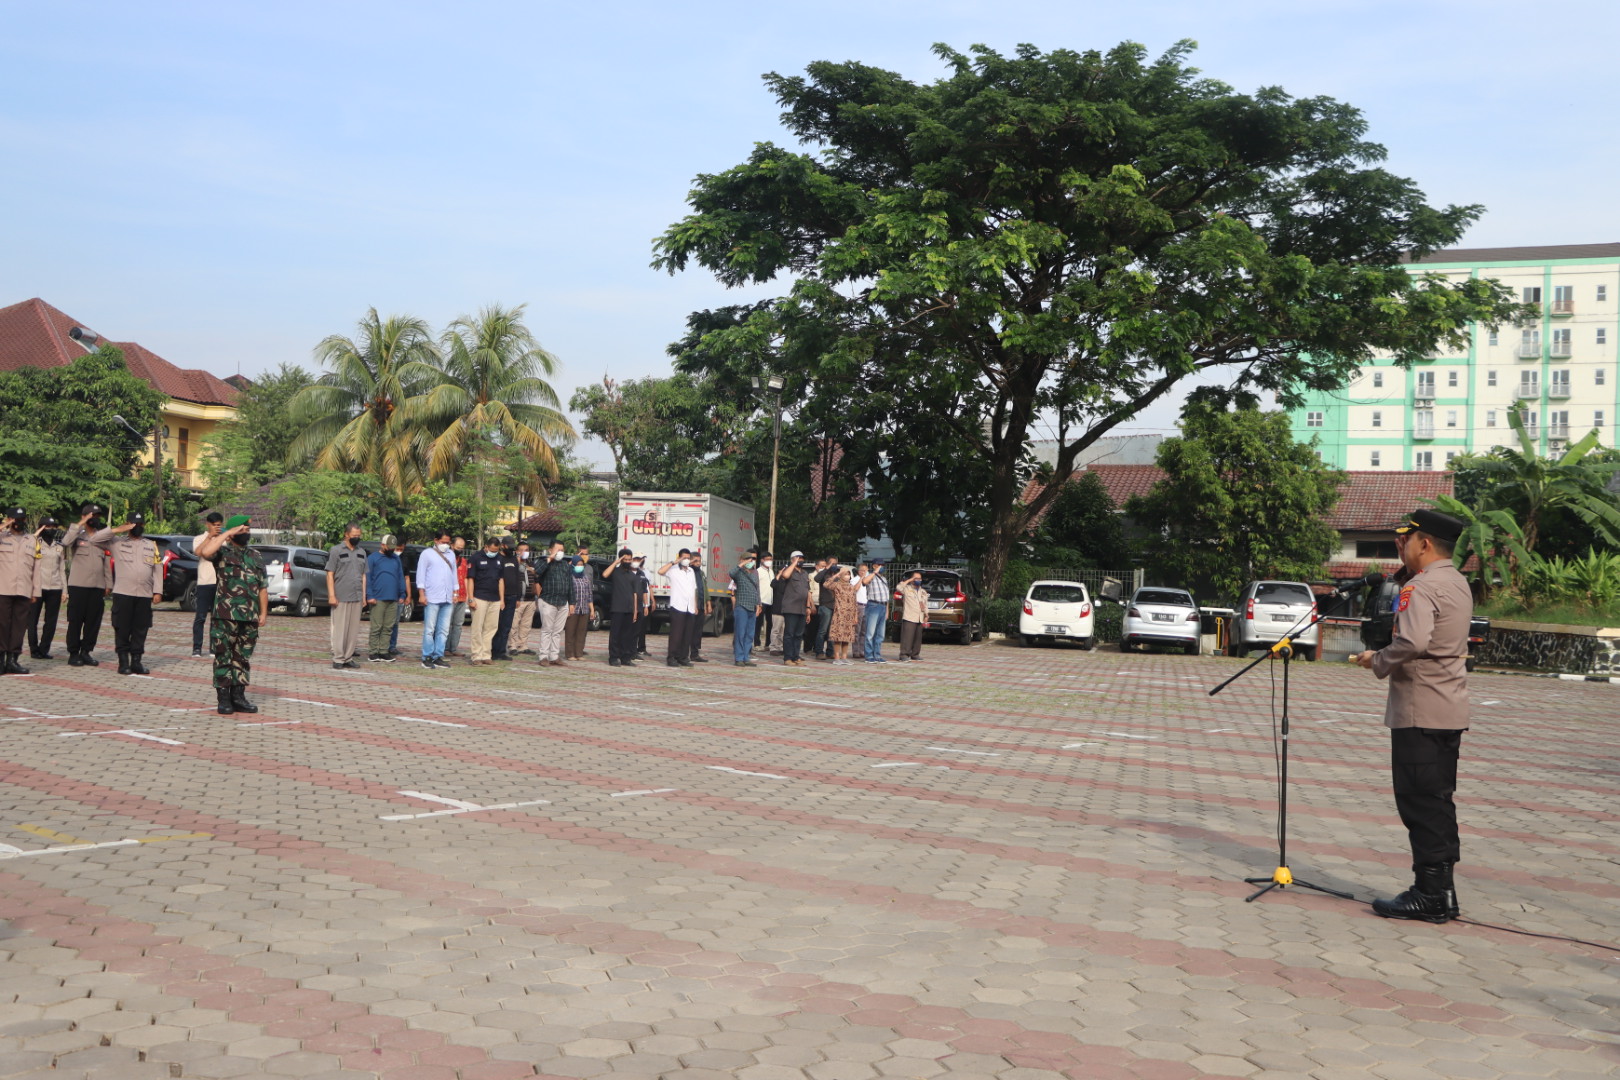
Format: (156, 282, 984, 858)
(199, 362, 314, 502)
(654, 40, 1524, 593)
(1127, 407, 1344, 600)
(1028, 472, 1129, 570)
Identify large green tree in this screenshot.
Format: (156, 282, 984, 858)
(570, 374, 740, 492)
(1126, 407, 1344, 600)
(286, 309, 439, 498)
(653, 41, 1523, 594)
(200, 362, 314, 500)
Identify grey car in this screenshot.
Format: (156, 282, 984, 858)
(1232, 579, 1320, 660)
(259, 545, 332, 617)
(1122, 586, 1201, 654)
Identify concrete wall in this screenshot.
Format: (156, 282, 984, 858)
(1475, 620, 1620, 676)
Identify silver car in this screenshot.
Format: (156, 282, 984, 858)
(1232, 580, 1320, 660)
(1122, 587, 1201, 654)
(259, 545, 333, 617)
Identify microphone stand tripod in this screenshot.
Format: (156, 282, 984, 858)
(1209, 603, 1354, 903)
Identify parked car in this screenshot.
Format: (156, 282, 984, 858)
(1121, 586, 1201, 655)
(1017, 580, 1094, 648)
(890, 568, 984, 644)
(1231, 579, 1320, 660)
(258, 545, 333, 617)
(1360, 576, 1489, 671)
(147, 534, 200, 609)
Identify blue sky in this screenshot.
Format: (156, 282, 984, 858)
(5, 1, 1618, 466)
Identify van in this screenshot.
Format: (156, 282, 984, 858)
(1232, 580, 1320, 660)
(259, 545, 333, 617)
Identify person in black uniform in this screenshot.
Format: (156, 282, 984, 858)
(491, 542, 520, 661)
(603, 547, 641, 667)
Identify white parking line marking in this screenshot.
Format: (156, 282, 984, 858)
(400, 791, 483, 810)
(280, 698, 335, 707)
(614, 705, 686, 717)
(238, 720, 302, 727)
(706, 766, 789, 779)
(610, 788, 679, 797)
(872, 762, 924, 768)
(1095, 732, 1157, 740)
(925, 746, 1000, 756)
(380, 796, 552, 821)
(793, 700, 852, 709)
(394, 716, 469, 728)
(1061, 742, 1100, 747)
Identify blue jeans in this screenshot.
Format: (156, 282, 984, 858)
(863, 604, 887, 660)
(421, 602, 452, 659)
(732, 606, 757, 663)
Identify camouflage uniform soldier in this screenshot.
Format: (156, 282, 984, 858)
(195, 515, 268, 716)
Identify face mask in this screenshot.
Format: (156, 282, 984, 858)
(347, 536, 360, 547)
(519, 552, 529, 560)
(572, 565, 584, 576)
(633, 561, 644, 569)
(40, 529, 57, 543)
(89, 517, 106, 531)
(762, 560, 773, 569)
(744, 560, 755, 570)
(232, 533, 249, 547)
(437, 543, 450, 553)
(552, 550, 563, 561)
(679, 558, 690, 568)
(130, 525, 145, 538)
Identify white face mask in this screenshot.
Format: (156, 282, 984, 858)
(436, 543, 450, 553)
(762, 560, 773, 569)
(678, 558, 690, 568)
(519, 552, 529, 560)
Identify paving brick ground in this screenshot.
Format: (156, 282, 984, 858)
(1, 610, 1617, 1079)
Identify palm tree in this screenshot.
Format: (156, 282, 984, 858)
(403, 304, 575, 537)
(1457, 411, 1620, 555)
(285, 309, 440, 497)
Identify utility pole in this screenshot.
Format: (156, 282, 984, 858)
(751, 374, 786, 554)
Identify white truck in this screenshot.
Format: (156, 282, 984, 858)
(616, 491, 757, 636)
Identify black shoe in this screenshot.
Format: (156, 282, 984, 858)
(117, 651, 132, 675)
(191, 648, 203, 658)
(81, 651, 100, 666)
(422, 658, 436, 669)
(494, 654, 512, 662)
(230, 686, 258, 713)
(678, 660, 693, 667)
(433, 658, 452, 669)
(387, 649, 402, 658)
(5, 653, 29, 675)
(667, 660, 681, 667)
(691, 656, 709, 663)
(68, 652, 86, 667)
(1372, 863, 1457, 923)
(30, 650, 50, 660)
(609, 659, 622, 667)
(368, 653, 383, 663)
(333, 661, 346, 670)
(734, 661, 746, 666)
(129, 655, 149, 675)
(343, 660, 360, 669)
(216, 687, 235, 716)
(623, 659, 638, 667)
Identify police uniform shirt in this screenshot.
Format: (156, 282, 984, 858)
(325, 542, 367, 603)
(89, 529, 163, 598)
(0, 528, 44, 598)
(62, 524, 112, 590)
(36, 540, 65, 591)
(469, 550, 505, 602)
(1371, 560, 1473, 731)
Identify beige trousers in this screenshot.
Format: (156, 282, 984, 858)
(508, 600, 536, 652)
(469, 601, 501, 661)
(330, 601, 362, 662)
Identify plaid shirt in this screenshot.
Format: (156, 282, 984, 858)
(538, 556, 574, 606)
(570, 570, 593, 613)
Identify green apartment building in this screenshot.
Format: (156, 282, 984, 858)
(1288, 243, 1620, 469)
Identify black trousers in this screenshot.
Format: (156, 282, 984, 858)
(191, 584, 217, 651)
(813, 606, 834, 655)
(28, 589, 63, 655)
(689, 609, 705, 659)
(609, 611, 638, 662)
(111, 594, 154, 655)
(666, 610, 697, 664)
(783, 611, 807, 661)
(1391, 727, 1464, 865)
(0, 594, 30, 654)
(758, 603, 774, 648)
(66, 585, 106, 655)
(899, 620, 923, 659)
(492, 600, 515, 658)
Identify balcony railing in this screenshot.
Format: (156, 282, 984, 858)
(1517, 342, 1542, 359)
(1549, 380, 1571, 399)
(1551, 299, 1575, 316)
(1516, 382, 1541, 399)
(1412, 422, 1435, 440)
(1549, 340, 1573, 358)
(1413, 386, 1435, 401)
(1547, 425, 1570, 441)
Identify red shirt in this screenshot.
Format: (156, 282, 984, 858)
(453, 556, 468, 603)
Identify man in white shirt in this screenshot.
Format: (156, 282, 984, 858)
(191, 512, 224, 658)
(659, 550, 700, 668)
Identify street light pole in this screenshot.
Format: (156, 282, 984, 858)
(751, 374, 786, 555)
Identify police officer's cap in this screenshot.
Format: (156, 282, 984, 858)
(126, 510, 145, 524)
(1394, 508, 1464, 545)
(43, 516, 59, 527)
(5, 506, 25, 520)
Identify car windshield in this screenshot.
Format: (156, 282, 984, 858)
(921, 575, 961, 598)
(1030, 585, 1086, 604)
(1255, 582, 1313, 605)
(1135, 590, 1193, 607)
(258, 547, 290, 564)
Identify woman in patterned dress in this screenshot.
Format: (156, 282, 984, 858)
(826, 567, 859, 665)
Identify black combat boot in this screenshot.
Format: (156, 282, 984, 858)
(81, 651, 100, 666)
(68, 652, 86, 667)
(4, 653, 29, 675)
(117, 651, 131, 675)
(1372, 863, 1457, 923)
(128, 654, 149, 675)
(230, 685, 258, 714)
(216, 687, 235, 715)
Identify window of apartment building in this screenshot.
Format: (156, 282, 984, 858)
(1415, 450, 1434, 471)
(1599, 285, 1608, 302)
(1521, 328, 1540, 353)
(1486, 410, 1497, 428)
(177, 428, 189, 472)
(1487, 330, 1499, 346)
(1415, 371, 1435, 398)
(1550, 410, 1570, 438)
(1371, 410, 1382, 428)
(1551, 327, 1571, 354)
(1445, 451, 1458, 466)
(1447, 370, 1459, 388)
(1306, 411, 1323, 428)
(1597, 410, 1607, 429)
(1599, 368, 1608, 386)
(1372, 370, 1383, 388)
(1553, 285, 1575, 313)
(1445, 410, 1458, 428)
(1523, 286, 1542, 304)
(1486, 370, 1497, 387)
(1355, 540, 1398, 559)
(1600, 328, 1609, 345)
(1369, 450, 1381, 467)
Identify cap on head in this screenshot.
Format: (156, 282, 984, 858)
(1394, 509, 1465, 546)
(225, 514, 250, 530)
(789, 550, 804, 559)
(126, 510, 145, 524)
(381, 534, 398, 547)
(6, 507, 25, 520)
(43, 516, 60, 527)
(205, 511, 224, 524)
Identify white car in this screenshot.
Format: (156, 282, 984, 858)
(1231, 580, 1321, 660)
(1018, 580, 1094, 649)
(1122, 587, 1201, 655)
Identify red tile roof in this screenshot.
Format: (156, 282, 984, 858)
(0, 297, 239, 407)
(509, 509, 566, 532)
(1019, 464, 1167, 528)
(1323, 471, 1453, 531)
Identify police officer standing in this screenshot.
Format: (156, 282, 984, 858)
(62, 504, 112, 666)
(1354, 508, 1473, 923)
(195, 516, 268, 715)
(0, 507, 45, 674)
(89, 510, 164, 675)
(27, 517, 66, 661)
